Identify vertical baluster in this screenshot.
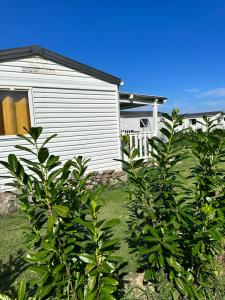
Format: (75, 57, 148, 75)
(148, 132, 151, 157)
(139, 132, 143, 158)
(135, 133, 138, 149)
(143, 133, 147, 158)
(129, 133, 133, 151)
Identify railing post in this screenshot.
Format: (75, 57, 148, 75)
(152, 99, 158, 137)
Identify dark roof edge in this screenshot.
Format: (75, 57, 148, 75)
(0, 45, 122, 85)
(181, 111, 223, 118)
(120, 111, 163, 117)
(119, 91, 167, 102)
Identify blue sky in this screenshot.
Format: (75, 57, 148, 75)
(1, 0, 225, 113)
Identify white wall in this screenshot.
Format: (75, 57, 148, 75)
(177, 113, 225, 131)
(120, 115, 164, 135)
(0, 56, 121, 190)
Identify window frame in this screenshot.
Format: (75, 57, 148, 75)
(190, 118, 197, 125)
(0, 86, 35, 139)
(140, 118, 150, 128)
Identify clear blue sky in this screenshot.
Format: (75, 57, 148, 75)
(1, 0, 225, 113)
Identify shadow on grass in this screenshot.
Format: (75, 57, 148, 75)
(0, 249, 29, 297)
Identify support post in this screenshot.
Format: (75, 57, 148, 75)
(152, 99, 158, 136)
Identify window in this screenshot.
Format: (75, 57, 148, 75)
(140, 118, 150, 128)
(190, 118, 196, 125)
(0, 90, 31, 135)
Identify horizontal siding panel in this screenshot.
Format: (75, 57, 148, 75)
(37, 121, 118, 128)
(35, 104, 117, 110)
(35, 117, 118, 123)
(34, 88, 115, 95)
(0, 134, 118, 147)
(34, 99, 116, 105)
(35, 112, 118, 119)
(0, 136, 119, 155)
(33, 93, 115, 99)
(0, 77, 116, 91)
(39, 127, 118, 135)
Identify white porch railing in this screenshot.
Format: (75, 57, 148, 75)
(121, 131, 154, 160)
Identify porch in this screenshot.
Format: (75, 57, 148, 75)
(119, 91, 167, 160)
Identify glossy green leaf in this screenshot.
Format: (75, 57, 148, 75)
(17, 279, 26, 300)
(38, 284, 53, 299)
(52, 205, 70, 218)
(38, 147, 49, 163)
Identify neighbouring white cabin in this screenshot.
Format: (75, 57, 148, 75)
(178, 111, 225, 131)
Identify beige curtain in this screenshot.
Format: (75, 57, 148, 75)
(0, 92, 31, 135)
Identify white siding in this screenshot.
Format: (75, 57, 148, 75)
(120, 115, 163, 135)
(0, 56, 121, 190)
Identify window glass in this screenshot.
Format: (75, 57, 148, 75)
(140, 118, 150, 128)
(0, 90, 31, 135)
(190, 119, 196, 125)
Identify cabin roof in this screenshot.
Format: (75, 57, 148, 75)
(181, 111, 223, 118)
(120, 110, 163, 117)
(0, 45, 122, 85)
(119, 91, 167, 109)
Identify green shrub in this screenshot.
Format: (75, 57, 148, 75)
(121, 110, 225, 299)
(0, 128, 123, 300)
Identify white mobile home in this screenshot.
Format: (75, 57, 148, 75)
(179, 111, 224, 131)
(0, 45, 166, 189)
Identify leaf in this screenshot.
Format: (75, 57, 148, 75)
(84, 290, 97, 300)
(79, 253, 96, 264)
(15, 145, 36, 156)
(53, 205, 70, 218)
(18, 280, 26, 300)
(147, 226, 160, 239)
(48, 168, 62, 184)
(101, 277, 118, 286)
(38, 284, 53, 299)
(174, 277, 189, 295)
(148, 244, 161, 253)
(17, 133, 35, 145)
(64, 245, 74, 254)
(28, 265, 48, 276)
(166, 257, 183, 273)
(144, 269, 152, 282)
(28, 127, 42, 142)
(161, 127, 172, 139)
(100, 284, 117, 293)
(8, 154, 18, 172)
(53, 264, 64, 275)
(0, 295, 12, 300)
(192, 241, 202, 256)
(41, 134, 57, 148)
(38, 147, 49, 163)
(85, 263, 96, 274)
(75, 218, 95, 234)
(102, 219, 120, 229)
(41, 240, 56, 252)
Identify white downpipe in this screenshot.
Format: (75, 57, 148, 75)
(152, 99, 158, 137)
